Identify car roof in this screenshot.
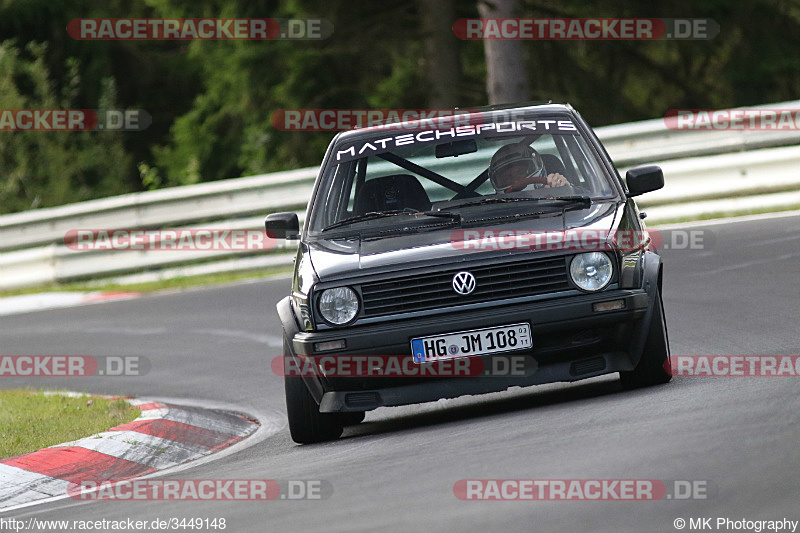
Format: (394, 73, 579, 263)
(332, 102, 577, 143)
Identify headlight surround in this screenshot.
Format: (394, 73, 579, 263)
(318, 286, 360, 325)
(569, 252, 613, 291)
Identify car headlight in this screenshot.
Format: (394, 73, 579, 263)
(318, 287, 359, 325)
(570, 252, 613, 291)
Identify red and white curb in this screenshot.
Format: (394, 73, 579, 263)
(0, 398, 260, 510)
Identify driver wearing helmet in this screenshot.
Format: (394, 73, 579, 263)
(489, 143, 570, 193)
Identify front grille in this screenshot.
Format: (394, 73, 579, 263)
(360, 256, 570, 317)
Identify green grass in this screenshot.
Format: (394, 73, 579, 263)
(0, 390, 141, 458)
(0, 266, 293, 298)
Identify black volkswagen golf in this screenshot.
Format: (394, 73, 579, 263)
(266, 103, 671, 443)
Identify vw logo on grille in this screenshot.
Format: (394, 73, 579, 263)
(452, 271, 477, 295)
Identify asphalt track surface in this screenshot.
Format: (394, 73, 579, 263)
(1, 214, 799, 532)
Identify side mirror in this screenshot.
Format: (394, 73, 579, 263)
(625, 165, 664, 197)
(265, 212, 300, 240)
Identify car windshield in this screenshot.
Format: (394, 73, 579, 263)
(308, 111, 617, 234)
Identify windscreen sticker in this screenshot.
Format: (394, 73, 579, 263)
(334, 120, 577, 163)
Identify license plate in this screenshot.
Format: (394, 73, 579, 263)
(411, 323, 532, 363)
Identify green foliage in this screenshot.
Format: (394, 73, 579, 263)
(0, 40, 133, 213)
(1, 0, 800, 213)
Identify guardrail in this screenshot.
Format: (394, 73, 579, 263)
(0, 167, 317, 252)
(597, 100, 800, 164)
(2, 101, 800, 289)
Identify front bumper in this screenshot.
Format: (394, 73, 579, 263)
(286, 289, 652, 411)
(319, 350, 632, 412)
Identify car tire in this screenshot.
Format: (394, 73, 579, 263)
(619, 287, 672, 389)
(284, 338, 344, 444)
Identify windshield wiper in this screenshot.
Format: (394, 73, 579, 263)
(546, 195, 593, 204)
(322, 210, 461, 232)
(450, 195, 592, 209)
(419, 210, 462, 222)
(322, 211, 405, 232)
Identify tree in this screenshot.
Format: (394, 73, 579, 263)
(417, 0, 463, 107)
(0, 40, 131, 213)
(478, 0, 530, 104)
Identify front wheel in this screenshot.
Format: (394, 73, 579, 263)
(620, 287, 672, 389)
(284, 338, 343, 444)
(285, 375, 344, 444)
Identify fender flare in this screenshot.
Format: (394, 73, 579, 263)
(277, 296, 300, 342)
(628, 251, 662, 365)
(276, 296, 326, 404)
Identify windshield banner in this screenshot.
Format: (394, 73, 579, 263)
(334, 119, 577, 163)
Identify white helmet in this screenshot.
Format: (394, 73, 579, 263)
(489, 143, 545, 192)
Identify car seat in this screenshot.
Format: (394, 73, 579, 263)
(353, 174, 432, 215)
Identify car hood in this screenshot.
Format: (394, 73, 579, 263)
(307, 200, 624, 281)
